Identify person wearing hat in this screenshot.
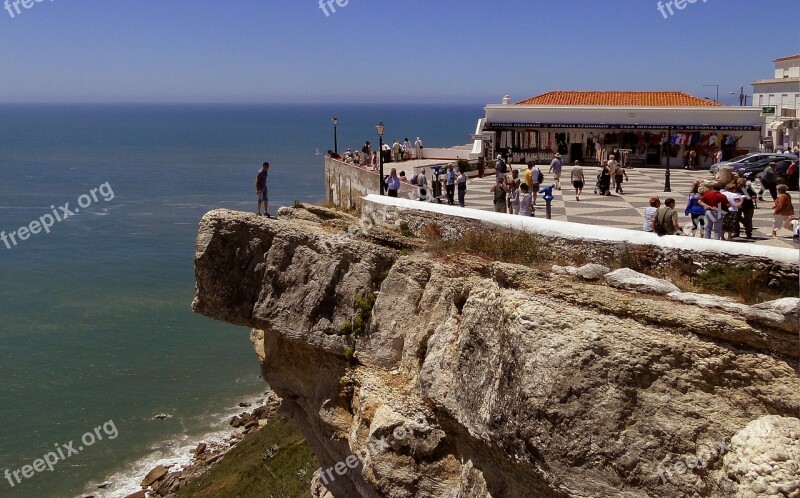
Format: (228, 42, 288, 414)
(549, 153, 563, 190)
(495, 154, 507, 182)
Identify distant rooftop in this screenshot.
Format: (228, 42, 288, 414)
(516, 91, 723, 107)
(773, 54, 800, 63)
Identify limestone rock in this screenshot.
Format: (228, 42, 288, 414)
(604, 267, 681, 294)
(574, 263, 611, 281)
(193, 208, 800, 498)
(718, 416, 800, 497)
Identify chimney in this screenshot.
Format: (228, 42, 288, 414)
(502, 95, 511, 105)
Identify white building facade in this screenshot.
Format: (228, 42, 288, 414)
(752, 54, 800, 151)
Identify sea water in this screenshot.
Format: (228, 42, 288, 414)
(0, 103, 481, 497)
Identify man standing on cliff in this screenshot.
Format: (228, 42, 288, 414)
(256, 162, 270, 217)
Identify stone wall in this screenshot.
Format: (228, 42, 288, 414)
(361, 196, 799, 290)
(324, 157, 416, 210)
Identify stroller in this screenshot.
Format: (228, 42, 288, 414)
(593, 173, 602, 195)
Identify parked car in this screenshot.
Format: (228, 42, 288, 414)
(709, 153, 796, 175)
(775, 159, 799, 190)
(730, 156, 798, 184)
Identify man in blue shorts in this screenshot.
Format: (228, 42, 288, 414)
(256, 162, 270, 217)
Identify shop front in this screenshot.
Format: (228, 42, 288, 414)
(476, 92, 763, 168)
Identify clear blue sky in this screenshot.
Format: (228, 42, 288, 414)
(1, 0, 797, 105)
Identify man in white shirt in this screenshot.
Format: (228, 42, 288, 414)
(414, 137, 423, 160)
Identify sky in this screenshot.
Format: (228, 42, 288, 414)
(0, 0, 798, 105)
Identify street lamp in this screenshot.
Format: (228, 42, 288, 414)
(376, 121, 385, 195)
(664, 126, 672, 192)
(703, 84, 719, 103)
(332, 117, 339, 155)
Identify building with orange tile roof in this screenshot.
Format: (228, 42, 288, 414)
(472, 92, 762, 168)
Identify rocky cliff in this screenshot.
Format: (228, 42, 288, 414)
(192, 206, 799, 498)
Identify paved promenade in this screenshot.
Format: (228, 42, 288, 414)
(461, 166, 799, 249)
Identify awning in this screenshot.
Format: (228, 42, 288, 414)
(768, 120, 785, 130)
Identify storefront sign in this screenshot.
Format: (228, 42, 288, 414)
(469, 134, 493, 140)
(761, 106, 776, 114)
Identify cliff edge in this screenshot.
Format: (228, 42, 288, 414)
(192, 206, 799, 498)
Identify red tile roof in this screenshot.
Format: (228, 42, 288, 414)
(516, 91, 723, 107)
(773, 54, 800, 63)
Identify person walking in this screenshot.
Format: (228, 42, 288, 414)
(518, 184, 534, 217)
(607, 154, 619, 191)
(772, 184, 795, 237)
(736, 178, 757, 239)
(643, 197, 661, 232)
(255, 161, 270, 217)
(549, 153, 563, 190)
(698, 183, 730, 240)
(570, 160, 585, 201)
(529, 162, 543, 205)
(490, 178, 510, 213)
(684, 188, 706, 237)
(722, 183, 744, 240)
(495, 154, 508, 183)
(455, 168, 467, 207)
(524, 162, 534, 194)
(385, 168, 400, 197)
(613, 161, 629, 194)
(598, 160, 612, 196)
(758, 162, 779, 201)
(445, 164, 456, 205)
(655, 198, 683, 235)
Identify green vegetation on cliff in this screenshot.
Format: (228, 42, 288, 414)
(176, 416, 317, 498)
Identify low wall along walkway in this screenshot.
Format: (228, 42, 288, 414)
(361, 195, 799, 289)
(324, 157, 418, 210)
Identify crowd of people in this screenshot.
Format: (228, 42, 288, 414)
(643, 162, 797, 240)
(328, 146, 798, 241)
(485, 156, 797, 239)
(330, 137, 425, 169)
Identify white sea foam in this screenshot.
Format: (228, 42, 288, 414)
(75, 391, 270, 498)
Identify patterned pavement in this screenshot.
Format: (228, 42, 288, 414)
(459, 166, 799, 249)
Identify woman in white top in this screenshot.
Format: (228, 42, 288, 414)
(643, 197, 661, 232)
(722, 183, 744, 240)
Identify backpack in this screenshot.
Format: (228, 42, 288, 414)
(654, 208, 672, 236)
(536, 169, 544, 184)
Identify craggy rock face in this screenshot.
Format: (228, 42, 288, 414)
(193, 206, 800, 498)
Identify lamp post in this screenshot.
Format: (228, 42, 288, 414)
(703, 84, 719, 103)
(664, 127, 672, 192)
(332, 117, 339, 155)
(376, 121, 385, 195)
(730, 87, 749, 106)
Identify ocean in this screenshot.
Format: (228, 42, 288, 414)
(0, 103, 482, 497)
